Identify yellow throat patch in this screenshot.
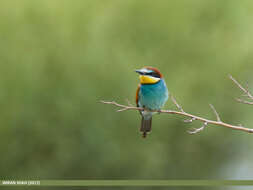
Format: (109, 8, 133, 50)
(139, 75, 160, 84)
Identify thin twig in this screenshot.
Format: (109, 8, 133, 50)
(171, 95, 184, 112)
(236, 98, 253, 105)
(188, 122, 208, 134)
(100, 96, 253, 134)
(126, 99, 134, 106)
(100, 100, 143, 112)
(209, 104, 221, 122)
(229, 75, 253, 103)
(184, 117, 196, 123)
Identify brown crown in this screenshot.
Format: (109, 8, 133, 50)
(143, 66, 163, 78)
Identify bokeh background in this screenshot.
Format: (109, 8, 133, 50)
(1, 0, 253, 189)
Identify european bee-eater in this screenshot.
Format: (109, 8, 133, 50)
(135, 67, 169, 138)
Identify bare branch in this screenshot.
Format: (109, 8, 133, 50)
(117, 108, 129, 112)
(246, 82, 250, 93)
(236, 98, 253, 105)
(171, 95, 184, 112)
(209, 104, 221, 122)
(126, 99, 134, 107)
(229, 75, 253, 104)
(101, 99, 253, 134)
(188, 122, 208, 134)
(184, 117, 196, 123)
(100, 100, 143, 112)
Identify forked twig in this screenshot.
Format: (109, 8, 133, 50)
(229, 75, 253, 105)
(188, 122, 208, 134)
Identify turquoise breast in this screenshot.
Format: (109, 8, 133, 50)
(139, 79, 168, 110)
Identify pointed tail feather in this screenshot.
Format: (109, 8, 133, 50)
(140, 117, 152, 138)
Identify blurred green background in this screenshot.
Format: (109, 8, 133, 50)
(1, 0, 253, 189)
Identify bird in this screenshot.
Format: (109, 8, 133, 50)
(135, 66, 169, 138)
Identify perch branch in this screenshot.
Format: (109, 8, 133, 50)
(101, 95, 253, 134)
(229, 75, 253, 104)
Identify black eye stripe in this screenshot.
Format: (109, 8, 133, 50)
(146, 72, 160, 78)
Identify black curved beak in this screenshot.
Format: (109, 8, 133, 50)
(135, 69, 144, 75)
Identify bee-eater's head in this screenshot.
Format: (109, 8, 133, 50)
(135, 66, 163, 84)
